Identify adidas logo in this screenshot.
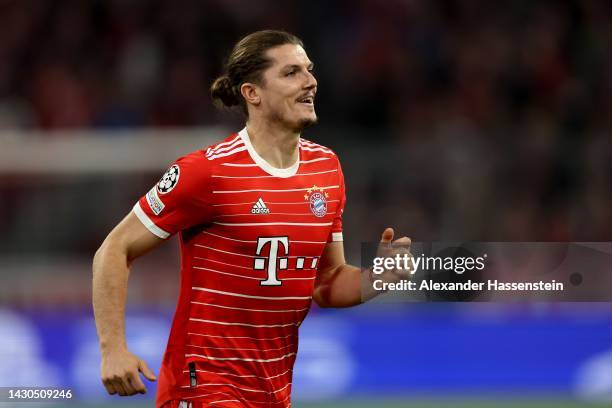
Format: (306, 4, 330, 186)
(251, 198, 270, 214)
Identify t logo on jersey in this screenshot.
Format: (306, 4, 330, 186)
(253, 237, 288, 286)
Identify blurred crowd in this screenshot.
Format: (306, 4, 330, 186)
(1, 0, 612, 263)
(0, 0, 610, 131)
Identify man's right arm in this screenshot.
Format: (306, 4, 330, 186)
(92, 211, 163, 396)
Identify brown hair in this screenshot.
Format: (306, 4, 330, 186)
(210, 30, 304, 115)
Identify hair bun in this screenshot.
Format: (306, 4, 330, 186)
(210, 75, 239, 108)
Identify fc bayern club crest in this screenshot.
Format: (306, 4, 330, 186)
(304, 185, 329, 218)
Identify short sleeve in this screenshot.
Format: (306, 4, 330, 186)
(327, 158, 346, 243)
(133, 151, 212, 239)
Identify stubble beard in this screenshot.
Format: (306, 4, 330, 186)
(269, 108, 319, 133)
(296, 115, 318, 132)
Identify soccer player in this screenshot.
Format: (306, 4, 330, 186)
(92, 30, 411, 408)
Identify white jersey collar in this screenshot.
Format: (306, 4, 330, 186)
(238, 127, 300, 178)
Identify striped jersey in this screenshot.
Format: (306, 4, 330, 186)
(133, 127, 346, 408)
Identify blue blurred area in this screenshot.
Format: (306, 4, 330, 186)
(3, 305, 612, 403)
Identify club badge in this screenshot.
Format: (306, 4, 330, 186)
(304, 185, 329, 218)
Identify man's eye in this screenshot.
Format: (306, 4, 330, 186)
(286, 71, 296, 77)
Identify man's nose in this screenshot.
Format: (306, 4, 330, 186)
(304, 71, 317, 90)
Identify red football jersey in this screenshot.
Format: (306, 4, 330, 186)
(133, 128, 346, 408)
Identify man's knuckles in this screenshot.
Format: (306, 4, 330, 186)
(105, 371, 133, 382)
(393, 237, 411, 245)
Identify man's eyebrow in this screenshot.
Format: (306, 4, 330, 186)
(281, 63, 315, 71)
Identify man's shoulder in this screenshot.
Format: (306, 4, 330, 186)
(175, 131, 245, 166)
(203, 132, 246, 162)
(299, 137, 341, 169)
(299, 137, 338, 158)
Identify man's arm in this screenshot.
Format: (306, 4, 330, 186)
(313, 240, 361, 308)
(313, 228, 411, 308)
(92, 211, 162, 396)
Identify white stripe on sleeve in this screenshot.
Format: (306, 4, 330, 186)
(132, 202, 170, 239)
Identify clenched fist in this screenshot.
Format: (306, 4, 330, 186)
(101, 348, 157, 396)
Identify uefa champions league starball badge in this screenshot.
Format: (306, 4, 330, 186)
(157, 164, 180, 194)
(304, 185, 329, 217)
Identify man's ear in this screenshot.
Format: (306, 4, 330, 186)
(240, 83, 261, 106)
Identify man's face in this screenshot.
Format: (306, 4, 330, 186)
(256, 44, 318, 131)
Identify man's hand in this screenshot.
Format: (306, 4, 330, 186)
(101, 348, 157, 396)
(375, 227, 413, 282)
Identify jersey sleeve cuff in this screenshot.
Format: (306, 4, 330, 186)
(331, 232, 343, 242)
(133, 202, 171, 239)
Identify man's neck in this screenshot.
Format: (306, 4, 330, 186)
(245, 120, 300, 169)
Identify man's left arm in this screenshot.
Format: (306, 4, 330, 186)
(313, 228, 411, 308)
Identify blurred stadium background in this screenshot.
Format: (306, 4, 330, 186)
(2, 0, 612, 407)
